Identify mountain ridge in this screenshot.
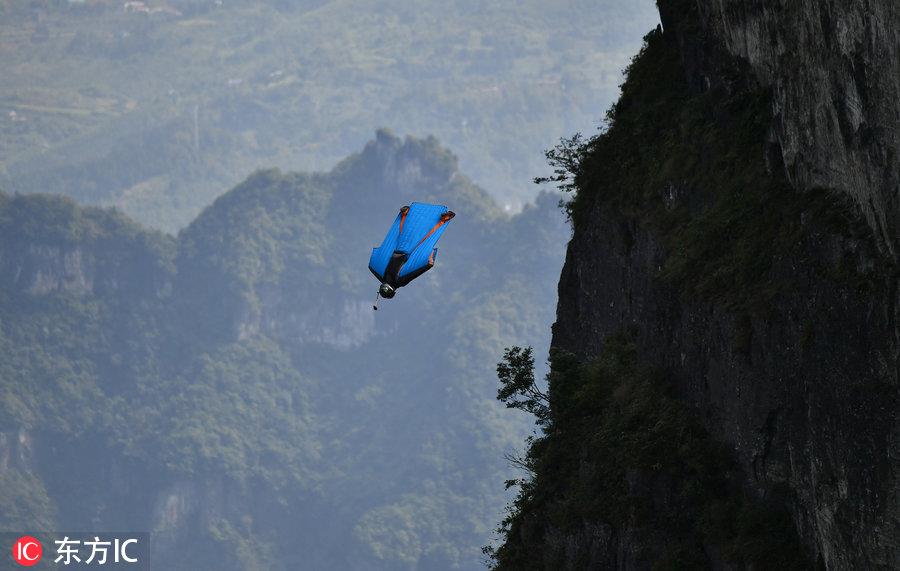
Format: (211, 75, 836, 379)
(0, 130, 568, 570)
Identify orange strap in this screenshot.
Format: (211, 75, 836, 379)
(397, 205, 410, 235)
(413, 211, 455, 251)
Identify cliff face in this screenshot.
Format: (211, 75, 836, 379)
(0, 193, 174, 298)
(493, 2, 898, 569)
(554, 177, 898, 568)
(659, 0, 900, 256)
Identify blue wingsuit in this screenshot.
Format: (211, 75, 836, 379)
(369, 202, 455, 306)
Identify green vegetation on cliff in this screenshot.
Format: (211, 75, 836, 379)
(550, 28, 884, 311)
(487, 335, 809, 569)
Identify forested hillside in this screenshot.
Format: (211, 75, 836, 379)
(0, 131, 568, 570)
(0, 0, 657, 232)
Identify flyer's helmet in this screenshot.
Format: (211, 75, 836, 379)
(378, 283, 396, 299)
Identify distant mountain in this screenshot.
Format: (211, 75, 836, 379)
(0, 131, 568, 570)
(0, 0, 657, 232)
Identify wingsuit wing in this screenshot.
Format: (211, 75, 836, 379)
(396, 210, 453, 286)
(369, 202, 454, 287)
(369, 206, 408, 282)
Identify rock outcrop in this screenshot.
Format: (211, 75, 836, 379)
(494, 2, 898, 569)
(659, 0, 900, 257)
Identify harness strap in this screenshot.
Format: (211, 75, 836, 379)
(397, 205, 410, 236)
(413, 211, 455, 251)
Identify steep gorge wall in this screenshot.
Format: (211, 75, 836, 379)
(659, 0, 900, 256)
(542, 2, 899, 569)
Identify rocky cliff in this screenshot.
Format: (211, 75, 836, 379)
(0, 193, 174, 298)
(492, 2, 898, 569)
(659, 0, 899, 257)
